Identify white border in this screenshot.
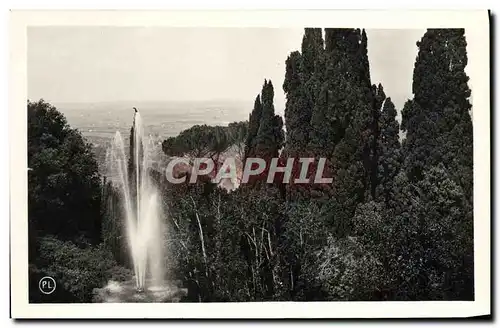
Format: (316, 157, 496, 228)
(9, 10, 490, 319)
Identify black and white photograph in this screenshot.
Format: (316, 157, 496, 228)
(9, 9, 490, 319)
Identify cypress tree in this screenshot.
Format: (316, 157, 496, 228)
(374, 97, 402, 204)
(283, 51, 309, 157)
(358, 29, 371, 88)
(439, 29, 473, 199)
(244, 95, 263, 159)
(301, 28, 324, 82)
(398, 28, 474, 300)
(294, 28, 324, 156)
(242, 81, 284, 186)
(254, 80, 284, 159)
(309, 29, 376, 159)
(319, 29, 376, 234)
(368, 83, 387, 199)
(282, 29, 325, 197)
(281, 30, 326, 295)
(402, 28, 473, 193)
(309, 28, 360, 156)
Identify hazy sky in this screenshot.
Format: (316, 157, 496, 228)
(28, 27, 425, 114)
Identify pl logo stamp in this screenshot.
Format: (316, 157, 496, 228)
(39, 276, 56, 295)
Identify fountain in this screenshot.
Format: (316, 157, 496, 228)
(93, 110, 186, 302)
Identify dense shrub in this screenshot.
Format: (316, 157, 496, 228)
(29, 236, 129, 303)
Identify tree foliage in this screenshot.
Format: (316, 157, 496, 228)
(30, 27, 474, 303)
(163, 122, 248, 161)
(28, 99, 102, 243)
(28, 100, 127, 302)
(246, 80, 284, 160)
(29, 236, 129, 303)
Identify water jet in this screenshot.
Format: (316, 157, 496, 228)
(94, 110, 186, 302)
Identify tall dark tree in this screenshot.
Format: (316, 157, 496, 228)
(298, 28, 325, 156)
(28, 99, 103, 244)
(316, 29, 376, 234)
(254, 80, 284, 159)
(308, 28, 350, 156)
(367, 84, 387, 199)
(282, 30, 325, 199)
(358, 29, 372, 88)
(244, 95, 263, 159)
(398, 28, 474, 300)
(309, 29, 376, 159)
(283, 51, 308, 157)
(439, 29, 473, 199)
(402, 28, 473, 192)
(301, 28, 324, 81)
(374, 97, 402, 204)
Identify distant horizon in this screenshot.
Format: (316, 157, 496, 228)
(28, 28, 429, 113)
(33, 98, 252, 105)
(39, 97, 286, 117)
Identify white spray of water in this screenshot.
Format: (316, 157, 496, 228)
(107, 111, 165, 289)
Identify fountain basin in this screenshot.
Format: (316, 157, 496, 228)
(93, 279, 187, 303)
